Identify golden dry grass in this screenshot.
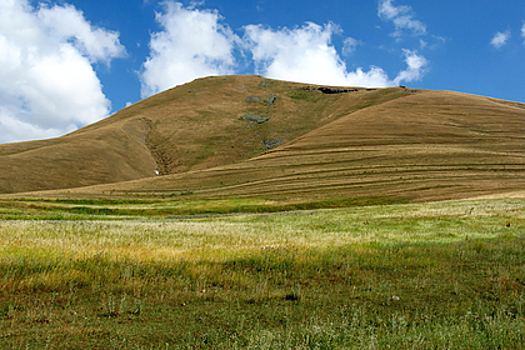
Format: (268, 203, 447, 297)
(2, 75, 525, 203)
(0, 75, 380, 194)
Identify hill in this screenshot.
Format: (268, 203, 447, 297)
(2, 75, 525, 202)
(0, 75, 394, 194)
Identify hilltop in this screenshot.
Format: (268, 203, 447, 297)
(2, 75, 525, 202)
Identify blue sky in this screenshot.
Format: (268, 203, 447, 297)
(1, 0, 524, 143)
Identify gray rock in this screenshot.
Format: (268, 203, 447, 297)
(265, 95, 277, 106)
(259, 81, 273, 87)
(240, 113, 271, 124)
(245, 96, 261, 103)
(263, 138, 283, 147)
(260, 138, 284, 151)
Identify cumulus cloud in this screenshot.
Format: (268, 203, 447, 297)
(140, 1, 239, 97)
(37, 5, 126, 64)
(243, 22, 427, 87)
(139, 2, 429, 97)
(491, 31, 510, 49)
(243, 22, 359, 86)
(0, 0, 125, 143)
(378, 0, 426, 37)
(393, 49, 428, 85)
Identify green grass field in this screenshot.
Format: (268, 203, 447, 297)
(0, 196, 408, 220)
(1, 198, 524, 349)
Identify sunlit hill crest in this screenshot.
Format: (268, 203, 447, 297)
(2, 75, 525, 202)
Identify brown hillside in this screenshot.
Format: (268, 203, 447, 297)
(1, 75, 393, 194)
(19, 82, 525, 203)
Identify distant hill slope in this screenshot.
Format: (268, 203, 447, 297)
(1, 75, 394, 194)
(3, 75, 525, 202)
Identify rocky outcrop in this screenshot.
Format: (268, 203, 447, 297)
(265, 95, 277, 105)
(240, 113, 271, 124)
(302, 86, 368, 94)
(261, 138, 284, 151)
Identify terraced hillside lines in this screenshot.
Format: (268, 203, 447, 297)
(2, 75, 525, 203)
(0, 75, 381, 195)
(29, 86, 525, 203)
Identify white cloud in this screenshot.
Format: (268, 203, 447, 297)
(378, 0, 426, 37)
(0, 107, 65, 143)
(243, 22, 427, 87)
(37, 4, 126, 64)
(491, 31, 510, 49)
(243, 22, 353, 85)
(393, 49, 428, 85)
(140, 1, 239, 97)
(521, 23, 525, 42)
(139, 2, 429, 98)
(0, 0, 125, 143)
(342, 37, 361, 55)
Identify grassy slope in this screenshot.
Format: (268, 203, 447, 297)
(0, 75, 380, 195)
(27, 87, 525, 203)
(3, 75, 525, 204)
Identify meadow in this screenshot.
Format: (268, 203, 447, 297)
(1, 198, 524, 349)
